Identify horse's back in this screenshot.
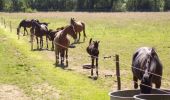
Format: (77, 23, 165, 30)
(54, 31, 69, 50)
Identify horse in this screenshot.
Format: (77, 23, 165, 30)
(54, 25, 77, 67)
(17, 19, 39, 39)
(30, 20, 49, 50)
(48, 27, 65, 50)
(132, 47, 163, 94)
(70, 18, 86, 43)
(86, 38, 100, 77)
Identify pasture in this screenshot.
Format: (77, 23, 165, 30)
(0, 12, 170, 100)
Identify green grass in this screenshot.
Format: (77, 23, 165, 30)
(0, 12, 170, 99)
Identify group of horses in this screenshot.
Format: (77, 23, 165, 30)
(17, 18, 163, 94)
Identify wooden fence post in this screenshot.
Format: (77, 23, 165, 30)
(4, 19, 6, 28)
(10, 21, 12, 32)
(115, 54, 121, 90)
(1, 17, 3, 24)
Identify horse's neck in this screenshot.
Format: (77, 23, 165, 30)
(60, 29, 68, 37)
(33, 22, 41, 28)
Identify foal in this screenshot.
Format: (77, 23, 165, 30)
(86, 38, 100, 77)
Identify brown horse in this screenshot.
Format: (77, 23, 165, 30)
(132, 47, 163, 94)
(86, 38, 100, 77)
(30, 20, 49, 50)
(70, 18, 86, 42)
(17, 19, 39, 39)
(54, 25, 77, 67)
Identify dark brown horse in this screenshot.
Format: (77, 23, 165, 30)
(30, 20, 49, 50)
(17, 19, 39, 39)
(86, 38, 100, 77)
(132, 47, 163, 94)
(70, 18, 86, 42)
(54, 25, 77, 67)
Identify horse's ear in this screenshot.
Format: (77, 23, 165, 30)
(151, 47, 156, 56)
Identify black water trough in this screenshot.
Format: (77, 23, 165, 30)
(109, 89, 170, 100)
(134, 94, 170, 100)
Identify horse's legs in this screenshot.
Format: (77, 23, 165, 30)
(46, 35, 48, 49)
(31, 33, 34, 50)
(133, 75, 138, 89)
(36, 37, 39, 49)
(51, 41, 54, 51)
(55, 47, 59, 65)
(60, 50, 64, 65)
(40, 37, 43, 49)
(66, 49, 68, 67)
(96, 57, 99, 77)
(23, 27, 26, 36)
(91, 57, 94, 76)
(155, 79, 161, 88)
(25, 28, 29, 35)
(78, 32, 81, 42)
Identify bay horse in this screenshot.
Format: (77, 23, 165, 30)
(70, 18, 86, 42)
(132, 47, 163, 94)
(30, 20, 49, 50)
(17, 19, 39, 39)
(54, 25, 77, 67)
(86, 38, 100, 77)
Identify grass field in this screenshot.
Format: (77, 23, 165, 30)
(0, 12, 170, 100)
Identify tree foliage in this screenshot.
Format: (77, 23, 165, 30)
(0, 0, 169, 12)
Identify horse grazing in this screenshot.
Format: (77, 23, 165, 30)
(30, 20, 49, 50)
(17, 19, 39, 39)
(48, 27, 65, 50)
(132, 47, 163, 94)
(70, 18, 86, 42)
(86, 38, 100, 77)
(54, 25, 77, 67)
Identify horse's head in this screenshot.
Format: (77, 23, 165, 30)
(93, 41, 100, 49)
(70, 18, 76, 25)
(140, 72, 152, 94)
(69, 25, 77, 40)
(47, 29, 53, 41)
(140, 48, 158, 94)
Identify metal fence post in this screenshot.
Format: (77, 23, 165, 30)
(115, 54, 121, 90)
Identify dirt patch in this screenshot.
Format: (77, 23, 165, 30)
(32, 82, 60, 100)
(0, 84, 30, 100)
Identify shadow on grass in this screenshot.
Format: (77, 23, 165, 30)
(88, 76, 98, 80)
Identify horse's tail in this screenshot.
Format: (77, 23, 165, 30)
(82, 22, 87, 38)
(89, 38, 92, 45)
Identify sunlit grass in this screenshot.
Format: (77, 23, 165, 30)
(0, 12, 170, 99)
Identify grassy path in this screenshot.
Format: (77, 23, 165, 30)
(0, 25, 110, 100)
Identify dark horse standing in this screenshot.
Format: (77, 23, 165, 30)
(54, 25, 77, 67)
(132, 47, 163, 94)
(86, 38, 100, 77)
(17, 19, 39, 39)
(30, 20, 49, 50)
